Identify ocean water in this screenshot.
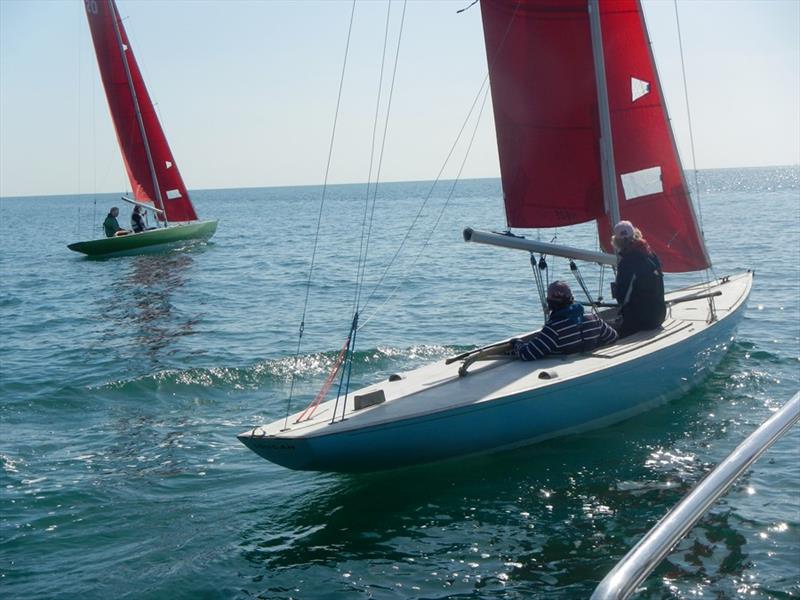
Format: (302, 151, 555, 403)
(1, 166, 798, 599)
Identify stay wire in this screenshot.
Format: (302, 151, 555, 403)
(673, 0, 703, 235)
(77, 7, 82, 234)
(355, 0, 408, 314)
(352, 0, 394, 316)
(283, 0, 357, 429)
(674, 0, 719, 301)
(358, 2, 521, 325)
(359, 73, 488, 316)
(333, 0, 406, 408)
(359, 83, 491, 329)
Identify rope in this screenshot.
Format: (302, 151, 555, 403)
(283, 0, 357, 430)
(294, 335, 351, 424)
(597, 264, 606, 303)
(530, 253, 549, 319)
(456, 0, 479, 14)
(331, 312, 360, 424)
(570, 260, 600, 318)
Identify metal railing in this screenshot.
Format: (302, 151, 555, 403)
(592, 391, 800, 600)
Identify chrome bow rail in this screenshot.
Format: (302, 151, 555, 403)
(592, 391, 800, 600)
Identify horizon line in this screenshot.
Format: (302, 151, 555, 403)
(2, 163, 798, 201)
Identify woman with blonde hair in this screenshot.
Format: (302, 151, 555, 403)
(610, 221, 666, 337)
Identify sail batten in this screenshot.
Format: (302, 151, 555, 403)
(84, 0, 198, 223)
(479, 0, 710, 272)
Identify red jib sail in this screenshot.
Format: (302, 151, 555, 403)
(480, 0, 710, 272)
(84, 0, 197, 223)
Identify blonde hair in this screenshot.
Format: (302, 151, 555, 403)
(611, 227, 643, 252)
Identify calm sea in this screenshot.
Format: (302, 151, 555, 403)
(1, 167, 798, 599)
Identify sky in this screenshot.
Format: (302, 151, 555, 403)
(0, 0, 798, 198)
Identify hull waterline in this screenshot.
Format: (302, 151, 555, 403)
(239, 272, 753, 473)
(67, 220, 218, 258)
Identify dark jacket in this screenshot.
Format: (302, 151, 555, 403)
(512, 303, 618, 361)
(103, 214, 121, 238)
(131, 211, 145, 233)
(613, 241, 666, 336)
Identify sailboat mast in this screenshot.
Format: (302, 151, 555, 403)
(588, 0, 621, 230)
(108, 0, 169, 227)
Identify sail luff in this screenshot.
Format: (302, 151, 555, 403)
(108, 0, 167, 225)
(634, 1, 711, 268)
(594, 0, 710, 271)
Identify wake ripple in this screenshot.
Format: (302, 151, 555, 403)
(101, 344, 457, 393)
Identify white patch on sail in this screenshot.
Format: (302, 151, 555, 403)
(165, 189, 182, 200)
(165, 161, 173, 169)
(621, 166, 663, 200)
(631, 77, 650, 102)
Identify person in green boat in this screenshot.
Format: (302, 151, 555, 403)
(103, 207, 128, 237)
(130, 205, 146, 233)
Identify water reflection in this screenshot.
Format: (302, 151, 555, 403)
(235, 382, 759, 598)
(105, 252, 201, 367)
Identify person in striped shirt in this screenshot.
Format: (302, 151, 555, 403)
(511, 281, 618, 361)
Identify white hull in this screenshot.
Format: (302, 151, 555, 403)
(239, 272, 753, 472)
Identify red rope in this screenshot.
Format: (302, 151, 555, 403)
(295, 336, 351, 423)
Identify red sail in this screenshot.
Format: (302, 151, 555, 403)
(84, 0, 197, 222)
(481, 0, 604, 229)
(480, 0, 710, 272)
(595, 0, 709, 271)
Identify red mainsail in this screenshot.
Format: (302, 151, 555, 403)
(84, 0, 197, 223)
(480, 0, 710, 272)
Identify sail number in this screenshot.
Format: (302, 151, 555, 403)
(85, 0, 99, 15)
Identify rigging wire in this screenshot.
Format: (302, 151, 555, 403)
(92, 45, 98, 236)
(325, 0, 408, 425)
(358, 73, 490, 318)
(358, 2, 522, 328)
(354, 0, 408, 314)
(77, 7, 82, 236)
(283, 0, 357, 430)
(359, 83, 492, 329)
(673, 0, 719, 312)
(352, 0, 394, 317)
(300, 0, 517, 417)
(673, 0, 703, 235)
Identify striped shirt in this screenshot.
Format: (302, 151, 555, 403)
(513, 304, 618, 361)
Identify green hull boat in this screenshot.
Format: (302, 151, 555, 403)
(75, 2, 218, 259)
(68, 220, 218, 258)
